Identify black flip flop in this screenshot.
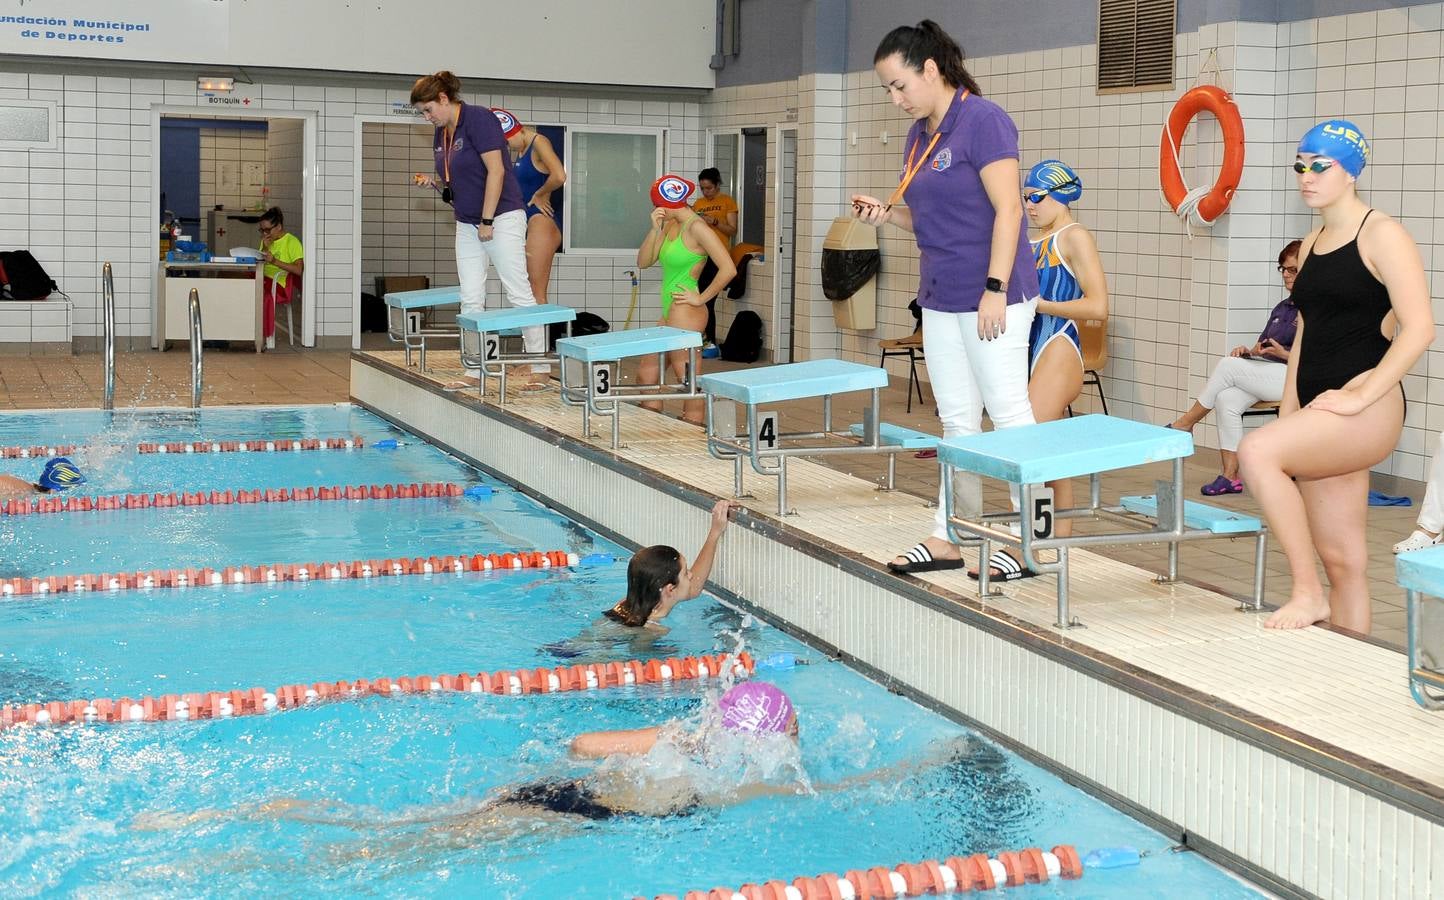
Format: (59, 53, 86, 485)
(967, 549, 1040, 582)
(887, 542, 965, 574)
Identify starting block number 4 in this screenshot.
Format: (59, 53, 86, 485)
(756, 412, 779, 451)
(591, 363, 612, 397)
(1030, 487, 1055, 540)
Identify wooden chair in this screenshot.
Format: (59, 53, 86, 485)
(1072, 318, 1108, 415)
(879, 329, 926, 413)
(1242, 399, 1280, 419)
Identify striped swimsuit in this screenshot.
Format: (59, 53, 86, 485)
(1027, 223, 1083, 374)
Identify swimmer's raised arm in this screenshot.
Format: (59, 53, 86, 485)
(569, 726, 662, 759)
(682, 499, 741, 600)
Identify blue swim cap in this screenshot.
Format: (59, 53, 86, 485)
(38, 456, 86, 491)
(1297, 120, 1370, 178)
(1024, 160, 1083, 204)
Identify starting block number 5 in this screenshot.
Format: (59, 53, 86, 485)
(483, 336, 500, 361)
(591, 363, 612, 397)
(756, 412, 779, 451)
(1030, 486, 1055, 540)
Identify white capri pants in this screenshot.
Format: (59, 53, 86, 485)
(1418, 432, 1444, 534)
(455, 210, 543, 372)
(1197, 355, 1286, 452)
(923, 301, 1038, 541)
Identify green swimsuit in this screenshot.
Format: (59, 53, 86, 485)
(658, 216, 707, 319)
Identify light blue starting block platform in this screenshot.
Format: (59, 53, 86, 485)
(699, 359, 936, 515)
(456, 304, 576, 404)
(556, 327, 701, 448)
(384, 286, 464, 371)
(937, 414, 1268, 628)
(1394, 546, 1444, 710)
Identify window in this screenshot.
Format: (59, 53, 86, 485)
(1097, 0, 1176, 92)
(708, 128, 767, 247)
(0, 100, 57, 150)
(566, 128, 662, 252)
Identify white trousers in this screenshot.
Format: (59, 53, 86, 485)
(1418, 432, 1444, 533)
(455, 211, 542, 371)
(923, 302, 1038, 540)
(1197, 356, 1286, 452)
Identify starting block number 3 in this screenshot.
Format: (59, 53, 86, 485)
(756, 412, 778, 451)
(591, 363, 612, 397)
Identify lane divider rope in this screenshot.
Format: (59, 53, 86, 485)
(135, 436, 367, 454)
(642, 846, 1084, 900)
(1, 481, 468, 517)
(0, 444, 78, 459)
(0, 548, 583, 597)
(0, 652, 755, 729)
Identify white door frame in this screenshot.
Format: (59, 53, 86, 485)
(150, 105, 318, 346)
(772, 125, 799, 364)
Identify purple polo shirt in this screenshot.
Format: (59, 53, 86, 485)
(433, 103, 524, 226)
(902, 93, 1038, 312)
(1256, 296, 1298, 351)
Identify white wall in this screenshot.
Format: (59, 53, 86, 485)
(265, 118, 303, 242)
(198, 126, 266, 212)
(703, 3, 1444, 480)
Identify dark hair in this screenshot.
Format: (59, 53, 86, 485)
(1278, 239, 1302, 267)
(698, 167, 722, 186)
(258, 206, 283, 228)
(874, 20, 983, 97)
(410, 71, 462, 105)
(604, 545, 682, 627)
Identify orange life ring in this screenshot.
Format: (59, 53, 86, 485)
(1159, 85, 1245, 225)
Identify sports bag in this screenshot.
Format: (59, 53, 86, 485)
(0, 251, 58, 301)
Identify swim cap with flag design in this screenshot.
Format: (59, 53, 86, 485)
(38, 456, 86, 492)
(492, 107, 523, 140)
(1297, 120, 1370, 178)
(1024, 160, 1083, 204)
(650, 175, 696, 209)
(718, 682, 794, 734)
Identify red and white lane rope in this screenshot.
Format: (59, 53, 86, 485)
(0, 436, 369, 459)
(0, 548, 580, 597)
(0, 444, 77, 460)
(643, 846, 1084, 899)
(0, 653, 755, 729)
(1, 481, 464, 517)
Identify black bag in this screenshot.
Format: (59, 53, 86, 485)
(820, 247, 879, 301)
(0, 251, 57, 301)
(549, 310, 610, 349)
(359, 292, 388, 333)
(720, 310, 763, 363)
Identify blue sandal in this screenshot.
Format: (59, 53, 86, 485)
(1200, 475, 1243, 496)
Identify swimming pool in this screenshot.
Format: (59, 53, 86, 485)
(0, 405, 1267, 897)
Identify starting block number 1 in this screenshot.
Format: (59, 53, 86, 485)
(756, 412, 779, 451)
(591, 363, 612, 397)
(1030, 486, 1055, 540)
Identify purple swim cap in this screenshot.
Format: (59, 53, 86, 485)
(718, 682, 794, 734)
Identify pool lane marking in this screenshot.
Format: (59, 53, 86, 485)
(0, 652, 756, 729)
(644, 846, 1085, 898)
(0, 437, 372, 460)
(1, 480, 470, 517)
(0, 548, 583, 597)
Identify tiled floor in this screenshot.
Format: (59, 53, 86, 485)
(0, 345, 1423, 649)
(355, 348, 1444, 800)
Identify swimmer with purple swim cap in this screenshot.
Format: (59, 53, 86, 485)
(571, 681, 799, 759)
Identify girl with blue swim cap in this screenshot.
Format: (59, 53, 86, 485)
(0, 457, 86, 498)
(1237, 120, 1433, 633)
(967, 160, 1110, 582)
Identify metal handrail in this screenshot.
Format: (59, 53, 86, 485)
(188, 288, 203, 408)
(101, 262, 115, 410)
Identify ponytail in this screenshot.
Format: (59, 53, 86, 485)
(874, 19, 982, 97)
(410, 70, 462, 105)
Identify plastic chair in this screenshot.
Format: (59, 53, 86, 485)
(1072, 319, 1108, 416)
(878, 328, 926, 413)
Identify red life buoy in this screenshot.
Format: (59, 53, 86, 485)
(1159, 85, 1245, 226)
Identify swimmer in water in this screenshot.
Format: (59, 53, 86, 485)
(0, 457, 86, 498)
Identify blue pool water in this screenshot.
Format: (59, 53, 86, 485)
(0, 406, 1265, 898)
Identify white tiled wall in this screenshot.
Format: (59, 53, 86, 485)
(266, 118, 304, 243)
(702, 4, 1444, 478)
(360, 122, 458, 293)
(198, 127, 267, 212)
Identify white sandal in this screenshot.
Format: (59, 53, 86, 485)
(1393, 529, 1440, 554)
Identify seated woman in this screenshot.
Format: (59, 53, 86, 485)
(258, 206, 304, 351)
(636, 175, 736, 425)
(1168, 240, 1301, 496)
(0, 457, 86, 498)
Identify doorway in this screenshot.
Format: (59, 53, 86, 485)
(773, 127, 798, 363)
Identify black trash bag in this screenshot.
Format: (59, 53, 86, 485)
(820, 247, 879, 301)
(0, 251, 58, 301)
(359, 292, 388, 333)
(720, 310, 763, 363)
(549, 310, 610, 349)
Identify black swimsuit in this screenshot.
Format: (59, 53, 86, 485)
(1290, 210, 1395, 408)
(499, 779, 700, 820)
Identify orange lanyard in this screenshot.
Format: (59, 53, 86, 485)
(441, 106, 460, 184)
(886, 88, 969, 208)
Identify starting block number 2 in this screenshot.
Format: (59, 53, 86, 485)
(483, 336, 500, 361)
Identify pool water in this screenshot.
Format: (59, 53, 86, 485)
(0, 406, 1266, 898)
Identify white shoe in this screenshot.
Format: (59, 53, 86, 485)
(265, 335, 276, 350)
(1393, 529, 1440, 554)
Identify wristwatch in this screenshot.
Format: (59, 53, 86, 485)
(985, 277, 1006, 294)
(480, 217, 495, 226)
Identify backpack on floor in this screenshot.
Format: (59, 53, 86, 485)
(720, 310, 763, 363)
(549, 310, 610, 349)
(0, 251, 57, 301)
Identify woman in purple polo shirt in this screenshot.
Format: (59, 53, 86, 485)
(1168, 240, 1302, 496)
(852, 20, 1039, 574)
(410, 71, 546, 391)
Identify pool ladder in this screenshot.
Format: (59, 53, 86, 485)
(188, 288, 203, 408)
(101, 262, 115, 410)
